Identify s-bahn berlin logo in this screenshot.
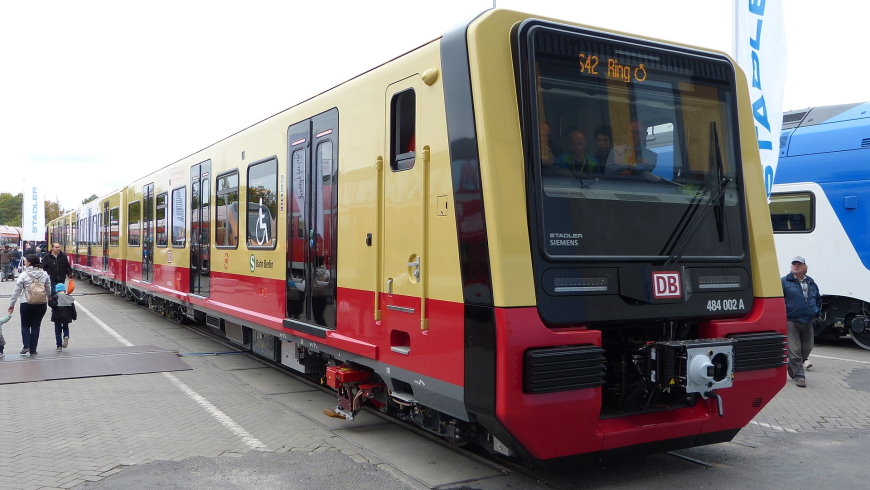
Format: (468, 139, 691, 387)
(652, 271, 681, 299)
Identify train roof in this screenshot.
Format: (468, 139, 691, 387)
(781, 102, 870, 129)
(775, 102, 870, 185)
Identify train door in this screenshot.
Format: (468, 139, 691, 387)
(381, 78, 425, 334)
(92, 214, 99, 268)
(86, 209, 93, 267)
(72, 216, 79, 266)
(285, 109, 339, 330)
(102, 201, 109, 271)
(190, 161, 211, 296)
(142, 183, 154, 282)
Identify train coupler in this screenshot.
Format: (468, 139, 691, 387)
(323, 365, 384, 421)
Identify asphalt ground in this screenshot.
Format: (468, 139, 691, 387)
(0, 278, 868, 489)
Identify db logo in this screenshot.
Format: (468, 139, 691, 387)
(652, 271, 681, 299)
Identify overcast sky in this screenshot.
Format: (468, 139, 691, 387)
(0, 0, 865, 210)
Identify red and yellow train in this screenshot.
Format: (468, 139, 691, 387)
(49, 10, 787, 462)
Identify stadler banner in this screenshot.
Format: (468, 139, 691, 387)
(21, 181, 46, 241)
(735, 0, 787, 196)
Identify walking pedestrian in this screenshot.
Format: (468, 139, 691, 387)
(782, 256, 822, 388)
(0, 245, 12, 281)
(0, 313, 11, 358)
(8, 254, 51, 356)
(10, 245, 21, 276)
(42, 242, 73, 289)
(49, 283, 77, 351)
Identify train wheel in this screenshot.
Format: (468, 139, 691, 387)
(848, 316, 870, 350)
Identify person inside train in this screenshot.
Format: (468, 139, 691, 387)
(605, 118, 658, 177)
(554, 129, 601, 175)
(593, 125, 613, 167)
(539, 119, 555, 165)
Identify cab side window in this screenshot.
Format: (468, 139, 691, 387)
(390, 89, 416, 171)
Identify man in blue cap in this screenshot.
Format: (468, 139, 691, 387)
(781, 256, 821, 387)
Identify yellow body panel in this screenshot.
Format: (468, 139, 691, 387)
(732, 63, 783, 298)
(466, 10, 536, 308)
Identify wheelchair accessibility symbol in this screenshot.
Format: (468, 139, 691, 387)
(255, 197, 269, 246)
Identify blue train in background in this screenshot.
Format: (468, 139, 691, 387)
(770, 102, 870, 349)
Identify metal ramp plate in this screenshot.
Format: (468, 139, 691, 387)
(0, 345, 190, 385)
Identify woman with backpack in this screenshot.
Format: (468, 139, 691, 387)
(7, 254, 52, 356)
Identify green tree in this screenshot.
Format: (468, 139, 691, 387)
(0, 192, 23, 226)
(82, 194, 98, 204)
(45, 199, 62, 224)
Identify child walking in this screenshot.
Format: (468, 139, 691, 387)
(49, 283, 77, 351)
(0, 313, 10, 358)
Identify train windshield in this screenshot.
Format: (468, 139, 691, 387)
(522, 24, 746, 261)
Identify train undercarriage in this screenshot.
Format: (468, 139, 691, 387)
(78, 270, 751, 459)
(817, 295, 870, 350)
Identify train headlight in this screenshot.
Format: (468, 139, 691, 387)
(553, 276, 609, 293)
(697, 275, 742, 290)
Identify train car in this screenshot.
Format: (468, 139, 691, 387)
(49, 211, 74, 261)
(67, 189, 128, 292)
(123, 166, 190, 313)
(0, 225, 23, 247)
(97, 189, 126, 291)
(78, 198, 104, 276)
(770, 102, 870, 349)
(48, 9, 787, 462)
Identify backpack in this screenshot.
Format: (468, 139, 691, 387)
(27, 274, 48, 304)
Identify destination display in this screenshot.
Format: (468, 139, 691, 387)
(578, 53, 647, 83)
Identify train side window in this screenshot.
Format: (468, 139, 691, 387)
(109, 207, 119, 246)
(93, 214, 100, 246)
(215, 171, 239, 249)
(128, 200, 141, 246)
(171, 187, 186, 248)
(390, 88, 416, 171)
(246, 158, 278, 249)
(156, 193, 168, 247)
(769, 192, 814, 233)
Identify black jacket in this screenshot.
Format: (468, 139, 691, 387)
(43, 251, 72, 284)
(49, 291, 77, 324)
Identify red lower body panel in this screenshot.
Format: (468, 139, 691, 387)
(494, 297, 787, 460)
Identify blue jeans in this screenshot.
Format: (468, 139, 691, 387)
(20, 303, 47, 354)
(55, 323, 70, 347)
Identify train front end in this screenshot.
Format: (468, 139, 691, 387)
(452, 11, 787, 461)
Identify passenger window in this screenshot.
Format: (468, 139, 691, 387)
(110, 207, 120, 246)
(316, 140, 336, 285)
(156, 193, 168, 247)
(247, 158, 278, 249)
(215, 172, 239, 248)
(93, 215, 100, 245)
(390, 89, 416, 171)
(647, 122, 677, 179)
(128, 201, 141, 246)
(290, 148, 306, 241)
(171, 187, 186, 247)
(769, 192, 814, 232)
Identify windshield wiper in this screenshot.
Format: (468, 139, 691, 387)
(661, 122, 731, 266)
